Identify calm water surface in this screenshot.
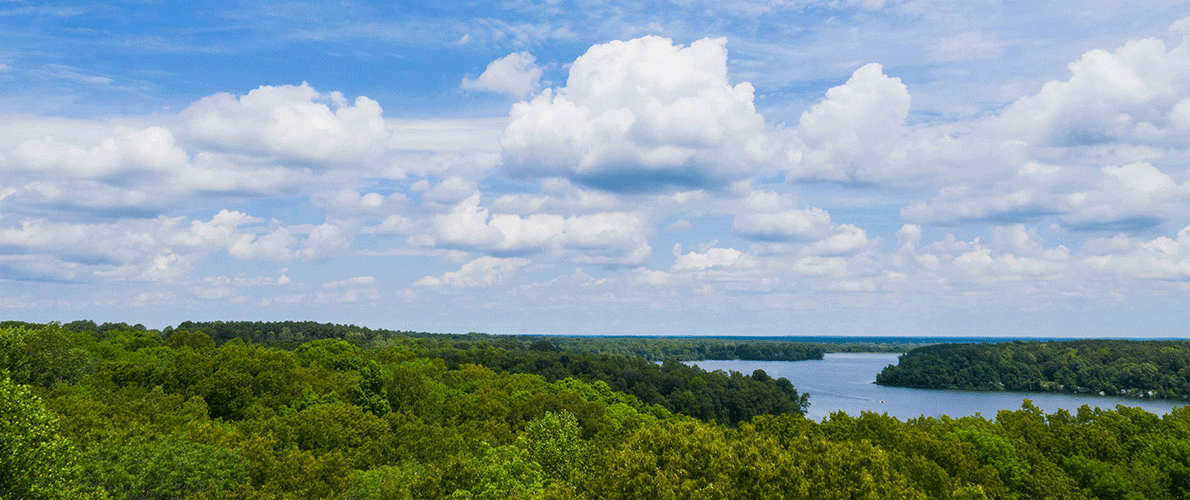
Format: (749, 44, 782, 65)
(690, 353, 1190, 421)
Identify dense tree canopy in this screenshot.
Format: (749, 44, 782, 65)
(3, 321, 1190, 499)
(877, 339, 1190, 399)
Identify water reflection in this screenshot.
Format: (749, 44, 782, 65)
(688, 353, 1190, 421)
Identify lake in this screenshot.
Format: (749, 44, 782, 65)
(688, 353, 1190, 421)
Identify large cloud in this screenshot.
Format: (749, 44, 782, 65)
(989, 34, 1190, 147)
(789, 63, 912, 183)
(184, 83, 389, 166)
(8, 126, 188, 181)
(500, 36, 773, 191)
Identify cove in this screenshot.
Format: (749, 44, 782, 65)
(689, 353, 1190, 421)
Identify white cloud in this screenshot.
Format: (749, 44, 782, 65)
(732, 207, 833, 241)
(461, 51, 543, 98)
(1061, 162, 1190, 231)
(673, 247, 755, 271)
(367, 214, 416, 235)
(801, 224, 870, 256)
(989, 34, 1190, 147)
(228, 227, 295, 261)
(421, 194, 651, 265)
(1082, 225, 1190, 280)
(295, 222, 354, 260)
(322, 275, 376, 288)
(8, 125, 188, 179)
(897, 226, 1072, 286)
(312, 188, 404, 216)
(184, 82, 389, 166)
(500, 36, 773, 192)
(0, 217, 194, 282)
(414, 256, 530, 288)
(173, 210, 296, 261)
(171, 210, 262, 248)
(631, 267, 673, 285)
(665, 219, 693, 231)
(903, 161, 1190, 232)
(421, 176, 479, 206)
(789, 63, 912, 183)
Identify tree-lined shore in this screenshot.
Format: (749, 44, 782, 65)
(877, 339, 1190, 399)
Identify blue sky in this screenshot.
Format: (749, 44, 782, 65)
(3, 0, 1190, 336)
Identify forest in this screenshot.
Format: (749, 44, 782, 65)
(876, 339, 1190, 399)
(5, 321, 1190, 499)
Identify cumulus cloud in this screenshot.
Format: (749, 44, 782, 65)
(789, 63, 912, 183)
(733, 207, 833, 241)
(0, 217, 194, 282)
(414, 256, 529, 288)
(184, 82, 389, 166)
(1082, 225, 1190, 281)
(461, 51, 543, 98)
(901, 226, 1072, 286)
(989, 34, 1190, 147)
(1061, 162, 1190, 231)
(294, 222, 353, 260)
(500, 36, 773, 192)
(421, 176, 479, 206)
(672, 246, 755, 271)
(903, 162, 1190, 232)
(170, 210, 298, 260)
(730, 192, 872, 255)
(801, 224, 871, 256)
(8, 126, 188, 180)
(420, 194, 651, 265)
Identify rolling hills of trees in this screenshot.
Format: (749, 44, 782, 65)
(5, 321, 1190, 499)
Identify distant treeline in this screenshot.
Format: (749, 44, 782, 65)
(877, 339, 1190, 399)
(168, 320, 831, 361)
(162, 319, 920, 359)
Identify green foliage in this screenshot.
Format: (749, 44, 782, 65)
(349, 360, 391, 416)
(877, 339, 1190, 399)
(76, 436, 246, 500)
(0, 323, 94, 387)
(451, 444, 546, 500)
(428, 345, 809, 424)
(951, 427, 1031, 491)
(1144, 438, 1190, 497)
(344, 463, 423, 500)
(1062, 454, 1145, 500)
(0, 376, 77, 500)
(294, 338, 360, 370)
(520, 411, 585, 484)
(16, 319, 1190, 499)
(163, 330, 215, 352)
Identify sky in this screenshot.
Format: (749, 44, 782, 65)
(2, 1, 1190, 337)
